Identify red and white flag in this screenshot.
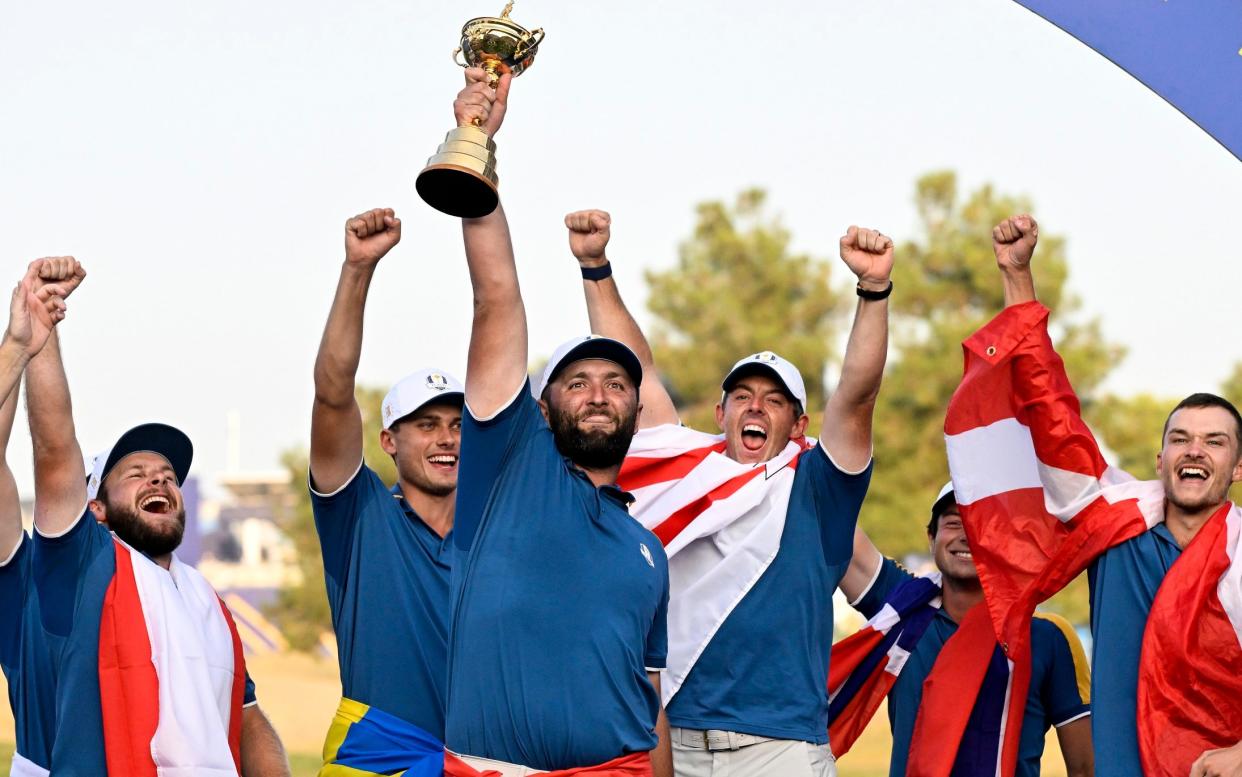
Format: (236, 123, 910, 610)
(99, 538, 246, 777)
(617, 424, 811, 702)
(922, 301, 1242, 777)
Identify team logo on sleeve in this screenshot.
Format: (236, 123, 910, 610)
(640, 543, 655, 568)
(426, 373, 450, 391)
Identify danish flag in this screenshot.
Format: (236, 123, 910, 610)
(914, 301, 1242, 777)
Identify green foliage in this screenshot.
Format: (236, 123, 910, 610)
(645, 189, 841, 430)
(863, 172, 1124, 556)
(1088, 393, 1173, 477)
(269, 386, 396, 651)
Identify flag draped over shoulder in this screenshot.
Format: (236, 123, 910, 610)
(616, 424, 810, 703)
(99, 539, 246, 777)
(923, 300, 1242, 777)
(1011, 0, 1242, 162)
(824, 574, 942, 757)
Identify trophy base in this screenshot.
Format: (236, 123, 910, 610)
(416, 164, 500, 219)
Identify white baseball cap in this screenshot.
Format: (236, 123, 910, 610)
(535, 335, 643, 397)
(930, 481, 957, 524)
(381, 368, 464, 430)
(721, 351, 808, 409)
(85, 423, 194, 501)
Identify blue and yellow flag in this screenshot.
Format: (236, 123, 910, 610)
(1013, 0, 1242, 161)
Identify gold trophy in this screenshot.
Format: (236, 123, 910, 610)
(416, 3, 544, 218)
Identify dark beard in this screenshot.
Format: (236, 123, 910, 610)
(106, 502, 186, 558)
(549, 403, 638, 470)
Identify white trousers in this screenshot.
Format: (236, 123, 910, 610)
(670, 728, 837, 777)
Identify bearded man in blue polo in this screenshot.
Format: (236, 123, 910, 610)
(444, 67, 671, 777)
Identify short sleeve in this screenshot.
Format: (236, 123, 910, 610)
(454, 380, 542, 552)
(243, 670, 258, 707)
(852, 557, 915, 621)
(0, 533, 30, 672)
(1036, 613, 1091, 726)
(644, 559, 670, 671)
(798, 443, 874, 566)
(309, 463, 387, 604)
(33, 507, 112, 638)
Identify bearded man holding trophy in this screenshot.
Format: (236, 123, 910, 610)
(415, 6, 674, 777)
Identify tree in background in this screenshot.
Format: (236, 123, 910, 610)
(269, 386, 394, 651)
(645, 189, 841, 429)
(863, 171, 1125, 557)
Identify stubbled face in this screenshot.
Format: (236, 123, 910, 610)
(381, 401, 462, 497)
(92, 451, 185, 558)
(715, 374, 808, 465)
(930, 508, 977, 583)
(540, 358, 641, 470)
(1157, 406, 1242, 514)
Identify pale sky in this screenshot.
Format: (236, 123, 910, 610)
(2, 0, 1239, 499)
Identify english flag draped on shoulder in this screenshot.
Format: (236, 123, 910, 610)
(921, 300, 1242, 777)
(1011, 0, 1242, 162)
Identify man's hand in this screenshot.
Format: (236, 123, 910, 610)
(344, 208, 401, 266)
(565, 209, 611, 267)
(37, 255, 86, 298)
(6, 260, 74, 359)
(839, 226, 894, 291)
(454, 67, 513, 137)
(1191, 741, 1242, 777)
(992, 214, 1039, 272)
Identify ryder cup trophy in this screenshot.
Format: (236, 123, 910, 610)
(415, 3, 545, 218)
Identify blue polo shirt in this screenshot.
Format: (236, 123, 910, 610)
(32, 509, 257, 775)
(0, 533, 55, 769)
(311, 463, 452, 739)
(447, 382, 670, 771)
(666, 444, 871, 743)
(1087, 522, 1181, 777)
(857, 558, 1091, 777)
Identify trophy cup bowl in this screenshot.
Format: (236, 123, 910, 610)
(416, 5, 544, 218)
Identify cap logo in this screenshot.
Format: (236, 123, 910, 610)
(640, 543, 655, 568)
(754, 351, 778, 363)
(384, 403, 394, 421)
(426, 373, 450, 392)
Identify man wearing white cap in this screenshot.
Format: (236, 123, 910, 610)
(565, 209, 890, 776)
(443, 71, 672, 777)
(23, 258, 290, 776)
(309, 207, 466, 775)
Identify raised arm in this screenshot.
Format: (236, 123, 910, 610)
(0, 381, 22, 562)
(565, 209, 678, 428)
(25, 257, 89, 536)
(310, 208, 402, 492)
(456, 68, 528, 417)
(838, 525, 884, 604)
(819, 227, 892, 472)
(993, 214, 1038, 307)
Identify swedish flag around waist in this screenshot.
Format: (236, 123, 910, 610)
(321, 698, 445, 777)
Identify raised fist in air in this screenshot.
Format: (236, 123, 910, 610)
(565, 210, 611, 267)
(993, 214, 1039, 271)
(345, 208, 402, 266)
(839, 226, 894, 291)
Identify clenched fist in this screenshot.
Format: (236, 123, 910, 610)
(454, 67, 513, 137)
(565, 210, 611, 267)
(6, 259, 79, 358)
(345, 208, 402, 266)
(839, 226, 894, 290)
(992, 215, 1038, 272)
(35, 256, 86, 299)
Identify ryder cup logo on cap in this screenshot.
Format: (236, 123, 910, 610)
(535, 334, 643, 397)
(721, 350, 808, 408)
(86, 451, 107, 501)
(381, 367, 464, 430)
